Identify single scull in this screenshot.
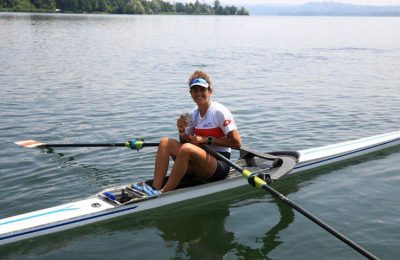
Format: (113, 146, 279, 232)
(1, 131, 400, 246)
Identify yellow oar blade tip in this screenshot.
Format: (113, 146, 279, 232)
(15, 140, 45, 148)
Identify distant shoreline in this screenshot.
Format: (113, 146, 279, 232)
(1, 11, 399, 17)
(0, 0, 249, 16)
(244, 2, 400, 17)
(2, 1, 400, 17)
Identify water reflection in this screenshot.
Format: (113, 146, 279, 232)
(232, 200, 295, 259)
(156, 207, 234, 259)
(132, 182, 299, 259)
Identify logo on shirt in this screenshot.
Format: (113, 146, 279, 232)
(223, 119, 232, 127)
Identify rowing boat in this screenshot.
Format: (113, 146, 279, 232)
(1, 131, 400, 246)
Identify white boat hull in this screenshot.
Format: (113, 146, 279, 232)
(1, 131, 400, 246)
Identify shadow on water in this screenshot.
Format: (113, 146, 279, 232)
(41, 147, 110, 177)
(1, 146, 399, 258)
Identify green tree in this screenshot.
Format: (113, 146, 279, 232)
(162, 0, 173, 13)
(19, 0, 36, 10)
(193, 0, 201, 14)
(237, 6, 248, 15)
(150, 0, 161, 13)
(81, 0, 93, 12)
(213, 0, 223, 14)
(185, 3, 193, 14)
(200, 2, 211, 14)
(175, 2, 184, 13)
(96, 0, 109, 12)
(124, 0, 144, 13)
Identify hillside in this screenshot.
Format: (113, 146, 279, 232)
(245, 2, 400, 16)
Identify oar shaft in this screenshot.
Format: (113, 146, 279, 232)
(42, 142, 160, 148)
(42, 143, 127, 147)
(15, 139, 160, 149)
(202, 145, 378, 260)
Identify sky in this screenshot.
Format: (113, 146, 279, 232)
(187, 0, 400, 5)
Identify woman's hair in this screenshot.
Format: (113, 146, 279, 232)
(188, 70, 212, 88)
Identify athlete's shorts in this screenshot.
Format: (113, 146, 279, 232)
(208, 152, 231, 181)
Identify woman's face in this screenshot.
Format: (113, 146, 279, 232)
(190, 86, 212, 106)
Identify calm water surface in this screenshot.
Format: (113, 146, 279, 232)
(0, 13, 399, 259)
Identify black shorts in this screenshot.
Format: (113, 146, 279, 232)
(207, 152, 231, 181)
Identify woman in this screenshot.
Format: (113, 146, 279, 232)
(152, 71, 242, 192)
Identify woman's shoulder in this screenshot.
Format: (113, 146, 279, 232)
(211, 101, 231, 113)
(189, 106, 198, 114)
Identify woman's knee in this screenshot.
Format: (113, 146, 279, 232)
(177, 143, 197, 158)
(159, 137, 170, 146)
(159, 137, 181, 155)
(160, 137, 178, 147)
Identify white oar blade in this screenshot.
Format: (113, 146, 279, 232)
(15, 140, 46, 148)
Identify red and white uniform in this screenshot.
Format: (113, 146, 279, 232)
(185, 101, 237, 153)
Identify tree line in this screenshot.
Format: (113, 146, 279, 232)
(0, 0, 249, 15)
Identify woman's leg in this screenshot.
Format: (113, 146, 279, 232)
(152, 137, 182, 189)
(162, 143, 218, 192)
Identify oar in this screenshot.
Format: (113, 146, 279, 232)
(202, 145, 379, 260)
(15, 139, 159, 150)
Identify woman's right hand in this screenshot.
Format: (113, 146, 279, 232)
(177, 115, 187, 134)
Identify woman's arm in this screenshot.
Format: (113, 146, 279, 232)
(213, 129, 242, 149)
(189, 129, 242, 150)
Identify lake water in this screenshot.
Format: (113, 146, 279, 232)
(0, 13, 399, 259)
